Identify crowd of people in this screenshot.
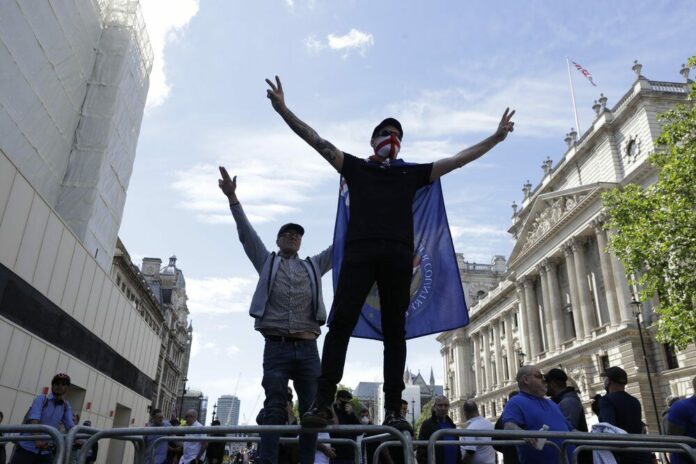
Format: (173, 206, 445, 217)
(3, 370, 695, 464)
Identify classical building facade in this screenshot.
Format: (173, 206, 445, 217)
(140, 256, 194, 419)
(438, 63, 696, 430)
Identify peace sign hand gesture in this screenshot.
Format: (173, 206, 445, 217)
(494, 108, 516, 142)
(265, 75, 286, 112)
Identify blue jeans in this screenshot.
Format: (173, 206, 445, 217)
(259, 338, 319, 464)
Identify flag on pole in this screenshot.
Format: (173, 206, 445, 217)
(330, 162, 469, 340)
(572, 60, 597, 86)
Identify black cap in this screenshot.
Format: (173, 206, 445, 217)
(277, 223, 304, 237)
(52, 373, 71, 386)
(372, 118, 403, 140)
(336, 389, 353, 400)
(545, 368, 568, 383)
(602, 366, 628, 385)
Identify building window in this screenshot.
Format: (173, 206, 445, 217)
(501, 320, 506, 337)
(513, 313, 518, 329)
(491, 401, 497, 417)
(481, 404, 486, 417)
(664, 344, 679, 370)
(503, 357, 510, 380)
(600, 354, 610, 373)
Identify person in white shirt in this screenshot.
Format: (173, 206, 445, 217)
(460, 401, 495, 464)
(179, 410, 207, 464)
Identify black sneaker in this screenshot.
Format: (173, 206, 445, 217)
(383, 410, 413, 432)
(301, 404, 332, 427)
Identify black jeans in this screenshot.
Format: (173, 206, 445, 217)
(10, 447, 52, 464)
(317, 239, 411, 412)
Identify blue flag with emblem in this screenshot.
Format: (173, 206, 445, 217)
(330, 166, 468, 340)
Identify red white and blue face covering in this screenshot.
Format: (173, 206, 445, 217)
(373, 134, 401, 160)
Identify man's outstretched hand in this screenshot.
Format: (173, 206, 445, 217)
(218, 166, 237, 200)
(265, 75, 286, 111)
(494, 108, 516, 142)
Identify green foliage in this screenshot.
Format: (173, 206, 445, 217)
(601, 56, 696, 350)
(414, 398, 434, 436)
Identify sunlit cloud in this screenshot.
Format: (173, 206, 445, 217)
(186, 276, 258, 315)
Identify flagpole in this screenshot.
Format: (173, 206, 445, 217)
(566, 56, 581, 134)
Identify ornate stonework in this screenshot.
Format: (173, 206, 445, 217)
(522, 194, 589, 253)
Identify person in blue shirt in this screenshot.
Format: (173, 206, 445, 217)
(416, 395, 459, 464)
(12, 373, 74, 464)
(144, 409, 172, 464)
(501, 365, 574, 464)
(667, 376, 696, 464)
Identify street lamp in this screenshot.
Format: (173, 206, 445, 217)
(212, 403, 217, 423)
(411, 398, 415, 428)
(178, 377, 188, 419)
(516, 349, 526, 367)
(630, 297, 662, 434)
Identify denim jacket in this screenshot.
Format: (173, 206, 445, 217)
(230, 203, 332, 323)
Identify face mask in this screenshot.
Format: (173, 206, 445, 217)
(603, 378, 610, 392)
(373, 134, 401, 159)
(360, 417, 370, 424)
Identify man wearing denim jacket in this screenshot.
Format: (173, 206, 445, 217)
(218, 166, 332, 464)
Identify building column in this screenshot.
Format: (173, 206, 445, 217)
(460, 337, 473, 398)
(472, 333, 481, 395)
(482, 328, 492, 391)
(452, 338, 462, 399)
(505, 311, 517, 381)
(592, 218, 621, 326)
(492, 319, 503, 387)
(570, 237, 595, 337)
(515, 284, 530, 358)
(563, 243, 585, 340)
(545, 258, 566, 346)
(537, 263, 555, 352)
(606, 229, 634, 321)
(523, 277, 542, 358)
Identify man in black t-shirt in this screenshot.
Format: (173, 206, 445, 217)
(265, 75, 515, 430)
(598, 367, 652, 464)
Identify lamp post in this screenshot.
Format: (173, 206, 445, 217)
(211, 403, 217, 423)
(516, 350, 526, 367)
(411, 398, 415, 428)
(178, 377, 188, 420)
(630, 297, 662, 434)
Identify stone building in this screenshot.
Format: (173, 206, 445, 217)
(0, 2, 155, 463)
(438, 62, 696, 430)
(216, 394, 241, 426)
(141, 256, 194, 419)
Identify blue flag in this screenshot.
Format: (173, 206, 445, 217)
(330, 166, 468, 340)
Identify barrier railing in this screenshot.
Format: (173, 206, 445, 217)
(0, 424, 66, 464)
(65, 425, 145, 464)
(145, 435, 361, 464)
(69, 424, 414, 464)
(427, 428, 696, 464)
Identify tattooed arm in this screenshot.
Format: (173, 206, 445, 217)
(266, 76, 344, 172)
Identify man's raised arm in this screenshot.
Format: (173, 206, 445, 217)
(430, 108, 515, 181)
(266, 75, 344, 172)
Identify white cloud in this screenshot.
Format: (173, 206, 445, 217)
(186, 276, 258, 315)
(305, 29, 374, 57)
(225, 345, 241, 357)
(140, 0, 200, 107)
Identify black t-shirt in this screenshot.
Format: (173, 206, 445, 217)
(600, 391, 652, 464)
(341, 153, 433, 247)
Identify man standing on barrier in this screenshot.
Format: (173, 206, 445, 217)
(218, 167, 332, 464)
(501, 365, 574, 464)
(667, 376, 696, 464)
(416, 395, 459, 464)
(265, 75, 515, 430)
(12, 373, 75, 464)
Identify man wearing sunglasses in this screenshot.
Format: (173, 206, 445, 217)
(501, 365, 575, 464)
(218, 167, 332, 464)
(265, 75, 515, 430)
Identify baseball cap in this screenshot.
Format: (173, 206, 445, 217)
(336, 389, 353, 400)
(602, 366, 628, 385)
(52, 373, 71, 385)
(372, 118, 403, 140)
(277, 223, 304, 237)
(545, 368, 568, 383)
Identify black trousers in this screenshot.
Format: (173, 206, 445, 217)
(10, 447, 52, 464)
(317, 239, 412, 412)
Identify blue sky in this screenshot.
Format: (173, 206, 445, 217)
(126, 0, 694, 423)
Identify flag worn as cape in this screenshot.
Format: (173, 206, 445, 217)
(329, 161, 468, 340)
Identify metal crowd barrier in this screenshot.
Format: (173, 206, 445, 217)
(427, 428, 696, 464)
(146, 435, 361, 464)
(0, 424, 67, 464)
(69, 424, 414, 464)
(65, 425, 145, 464)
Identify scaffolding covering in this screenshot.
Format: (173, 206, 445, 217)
(0, 0, 153, 270)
